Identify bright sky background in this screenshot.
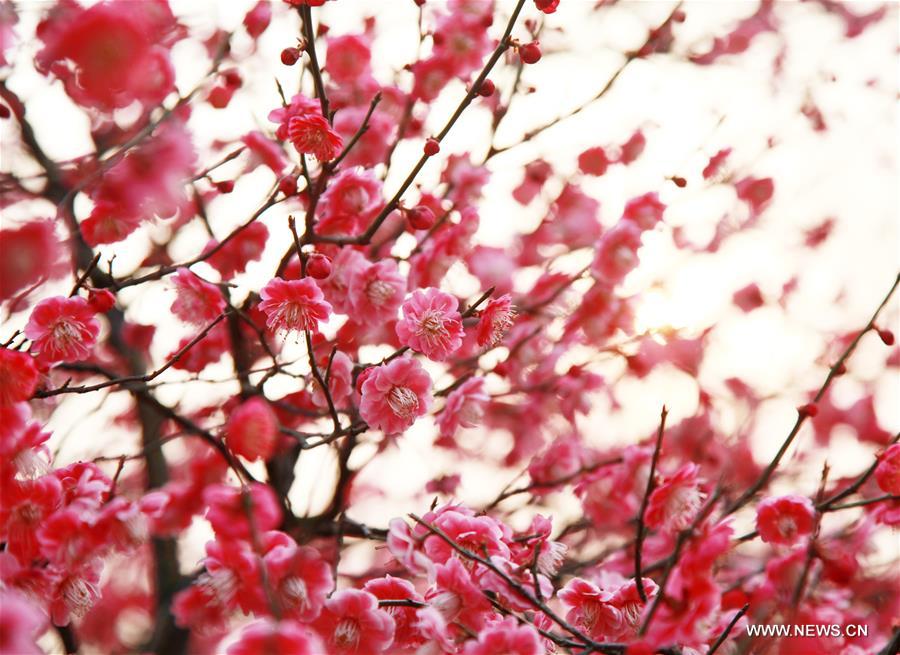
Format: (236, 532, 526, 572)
(2, 0, 898, 583)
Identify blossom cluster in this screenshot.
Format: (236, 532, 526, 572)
(0, 0, 897, 654)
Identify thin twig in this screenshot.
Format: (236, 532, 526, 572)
(724, 272, 900, 516)
(313, 0, 529, 246)
(707, 603, 750, 655)
(33, 313, 229, 397)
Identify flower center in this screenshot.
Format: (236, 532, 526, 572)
(666, 485, 705, 530)
(300, 129, 326, 149)
(198, 569, 237, 605)
(419, 311, 446, 335)
(581, 601, 600, 630)
(62, 577, 95, 619)
(280, 576, 309, 610)
(538, 541, 567, 577)
(486, 309, 515, 345)
(52, 320, 82, 346)
(343, 187, 368, 213)
(12, 449, 48, 479)
(430, 590, 461, 620)
(15, 502, 40, 524)
(613, 245, 637, 270)
(458, 400, 484, 427)
(274, 301, 312, 332)
(621, 600, 643, 629)
(388, 386, 419, 419)
(777, 516, 798, 539)
(333, 618, 360, 648)
(366, 279, 395, 306)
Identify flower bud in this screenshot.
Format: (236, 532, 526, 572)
(519, 42, 542, 65)
(407, 206, 436, 231)
(281, 47, 301, 66)
(207, 85, 234, 109)
(798, 403, 818, 418)
(87, 289, 116, 313)
(424, 138, 441, 156)
(477, 79, 496, 97)
(279, 176, 298, 197)
(306, 253, 332, 280)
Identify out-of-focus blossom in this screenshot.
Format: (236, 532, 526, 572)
(170, 269, 224, 326)
(35, 0, 182, 111)
(0, 350, 39, 406)
(225, 397, 278, 462)
(646, 463, 706, 532)
(0, 221, 64, 301)
(203, 483, 282, 540)
(756, 494, 816, 546)
(437, 377, 489, 439)
(875, 443, 900, 494)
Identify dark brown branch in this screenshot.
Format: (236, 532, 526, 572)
(635, 405, 668, 602)
(115, 189, 282, 289)
(330, 92, 382, 169)
(790, 464, 829, 608)
(299, 5, 330, 121)
(305, 330, 341, 432)
(69, 253, 101, 297)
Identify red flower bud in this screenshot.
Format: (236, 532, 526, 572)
(306, 253, 332, 280)
(0, 104, 10, 119)
(87, 289, 116, 313)
(281, 47, 301, 66)
(424, 138, 441, 156)
(477, 79, 496, 97)
(519, 42, 542, 65)
(878, 328, 895, 346)
(535, 0, 560, 13)
(222, 69, 242, 89)
(407, 206, 436, 231)
(279, 176, 298, 197)
(798, 403, 818, 418)
(215, 180, 235, 194)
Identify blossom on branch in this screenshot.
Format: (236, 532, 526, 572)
(259, 278, 332, 335)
